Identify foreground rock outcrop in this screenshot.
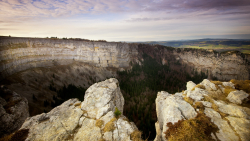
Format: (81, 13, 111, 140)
(13, 78, 141, 141)
(154, 79, 250, 141)
(0, 85, 29, 138)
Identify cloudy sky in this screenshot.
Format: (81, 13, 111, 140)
(1, 0, 250, 41)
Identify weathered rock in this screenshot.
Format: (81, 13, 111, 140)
(186, 81, 196, 90)
(186, 88, 208, 101)
(204, 108, 239, 141)
(226, 116, 250, 141)
(222, 82, 235, 89)
(155, 80, 250, 141)
(200, 79, 217, 91)
(0, 85, 29, 138)
(81, 78, 124, 119)
(215, 100, 250, 119)
(154, 91, 197, 141)
(227, 90, 249, 104)
(17, 78, 139, 141)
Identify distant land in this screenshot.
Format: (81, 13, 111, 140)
(134, 38, 250, 54)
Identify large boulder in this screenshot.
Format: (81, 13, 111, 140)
(81, 78, 124, 119)
(15, 78, 140, 141)
(0, 85, 29, 138)
(154, 79, 250, 141)
(226, 90, 249, 104)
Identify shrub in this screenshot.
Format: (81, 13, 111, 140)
(164, 113, 218, 141)
(114, 107, 121, 118)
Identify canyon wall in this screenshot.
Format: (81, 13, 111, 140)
(0, 37, 249, 81)
(138, 45, 249, 81)
(0, 37, 138, 80)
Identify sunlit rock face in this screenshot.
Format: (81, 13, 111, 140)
(0, 85, 29, 138)
(0, 37, 138, 80)
(171, 49, 249, 80)
(17, 78, 140, 141)
(154, 79, 250, 141)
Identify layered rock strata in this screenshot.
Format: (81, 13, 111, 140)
(0, 37, 138, 80)
(16, 78, 141, 141)
(154, 79, 250, 141)
(0, 85, 29, 138)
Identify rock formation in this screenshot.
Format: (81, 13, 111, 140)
(0, 37, 138, 80)
(13, 78, 141, 141)
(0, 85, 29, 138)
(154, 79, 250, 141)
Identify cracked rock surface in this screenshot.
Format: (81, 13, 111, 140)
(154, 79, 250, 141)
(18, 78, 139, 141)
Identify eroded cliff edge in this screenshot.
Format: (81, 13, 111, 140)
(0, 37, 138, 80)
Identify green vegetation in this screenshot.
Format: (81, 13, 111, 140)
(118, 53, 208, 140)
(137, 39, 250, 54)
(114, 107, 121, 118)
(164, 113, 218, 141)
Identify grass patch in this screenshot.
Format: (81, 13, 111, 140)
(193, 102, 205, 112)
(183, 96, 194, 105)
(230, 79, 250, 93)
(95, 119, 104, 128)
(224, 86, 236, 95)
(164, 113, 219, 141)
(191, 84, 205, 91)
(103, 118, 117, 132)
(210, 81, 222, 86)
(131, 130, 143, 141)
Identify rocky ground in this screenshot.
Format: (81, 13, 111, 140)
(154, 79, 250, 141)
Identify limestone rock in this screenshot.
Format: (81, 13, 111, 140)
(155, 80, 250, 141)
(186, 88, 208, 101)
(226, 116, 250, 141)
(200, 79, 217, 91)
(17, 78, 139, 141)
(204, 108, 239, 141)
(222, 82, 235, 89)
(155, 91, 197, 141)
(186, 81, 196, 90)
(0, 85, 29, 138)
(81, 78, 124, 119)
(227, 90, 249, 104)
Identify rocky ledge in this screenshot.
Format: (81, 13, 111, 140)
(10, 78, 141, 141)
(0, 85, 29, 138)
(154, 79, 250, 141)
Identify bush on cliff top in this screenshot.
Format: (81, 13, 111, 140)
(164, 113, 218, 141)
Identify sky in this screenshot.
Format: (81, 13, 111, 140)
(0, 0, 250, 41)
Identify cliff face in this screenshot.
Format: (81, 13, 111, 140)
(0, 37, 138, 80)
(172, 49, 249, 80)
(0, 37, 249, 81)
(138, 44, 249, 80)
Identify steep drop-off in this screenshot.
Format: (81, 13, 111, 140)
(0, 37, 138, 80)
